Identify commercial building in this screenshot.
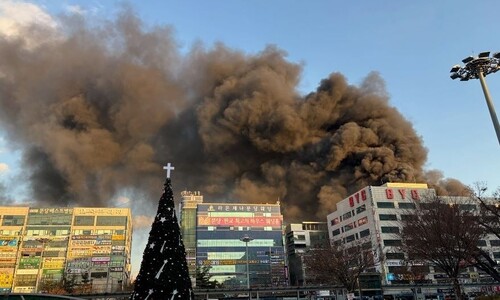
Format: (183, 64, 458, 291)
(285, 222, 328, 286)
(327, 183, 436, 291)
(179, 190, 204, 285)
(326, 183, 500, 296)
(0, 206, 132, 293)
(195, 202, 287, 288)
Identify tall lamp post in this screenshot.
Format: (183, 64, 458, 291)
(240, 235, 254, 299)
(450, 51, 500, 145)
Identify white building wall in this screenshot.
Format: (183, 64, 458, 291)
(327, 183, 435, 285)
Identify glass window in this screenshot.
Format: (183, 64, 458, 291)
(27, 214, 72, 225)
(359, 229, 370, 238)
(345, 234, 356, 243)
(400, 214, 417, 221)
(377, 202, 395, 208)
(96, 216, 127, 227)
(2, 215, 25, 226)
(490, 240, 500, 247)
(398, 202, 416, 209)
(379, 214, 397, 221)
(356, 204, 366, 214)
(332, 229, 340, 236)
(384, 239, 402, 247)
(381, 226, 400, 234)
(342, 211, 352, 220)
(331, 217, 340, 225)
(358, 216, 368, 226)
(343, 223, 355, 232)
(386, 252, 405, 260)
(74, 216, 95, 226)
(296, 235, 305, 240)
(478, 240, 487, 247)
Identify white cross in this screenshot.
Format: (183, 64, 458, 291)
(163, 163, 175, 178)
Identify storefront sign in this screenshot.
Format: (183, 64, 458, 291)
(198, 216, 282, 227)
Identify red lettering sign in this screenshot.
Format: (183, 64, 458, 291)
(349, 197, 355, 207)
(361, 190, 367, 201)
(411, 190, 419, 200)
(398, 189, 406, 199)
(386, 189, 394, 199)
(198, 216, 283, 227)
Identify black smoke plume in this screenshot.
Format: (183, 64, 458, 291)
(0, 8, 465, 220)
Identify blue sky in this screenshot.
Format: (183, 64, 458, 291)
(1, 0, 499, 276)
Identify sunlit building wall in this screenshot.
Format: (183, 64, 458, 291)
(179, 190, 204, 286)
(0, 206, 132, 293)
(196, 202, 287, 288)
(0, 207, 29, 293)
(326, 183, 434, 287)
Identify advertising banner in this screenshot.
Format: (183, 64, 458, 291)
(197, 204, 280, 214)
(198, 216, 282, 227)
(18, 257, 40, 269)
(109, 267, 123, 272)
(91, 257, 110, 262)
(0, 271, 13, 288)
(0, 239, 18, 247)
(15, 269, 38, 275)
(43, 258, 65, 269)
(42, 269, 63, 275)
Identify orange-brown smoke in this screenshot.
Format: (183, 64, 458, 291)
(0, 8, 464, 220)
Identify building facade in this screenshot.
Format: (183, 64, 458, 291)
(195, 202, 287, 288)
(0, 206, 132, 293)
(326, 183, 500, 296)
(285, 222, 328, 286)
(179, 190, 204, 286)
(326, 183, 435, 287)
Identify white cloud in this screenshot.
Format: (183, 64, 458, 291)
(0, 0, 60, 51)
(0, 163, 9, 173)
(114, 196, 131, 206)
(65, 4, 85, 16)
(0, 0, 57, 36)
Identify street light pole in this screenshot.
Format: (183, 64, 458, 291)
(450, 51, 500, 146)
(478, 70, 500, 144)
(240, 235, 254, 299)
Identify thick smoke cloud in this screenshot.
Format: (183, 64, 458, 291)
(0, 8, 464, 220)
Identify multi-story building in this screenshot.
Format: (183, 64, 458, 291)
(195, 202, 287, 288)
(326, 183, 434, 288)
(179, 190, 204, 286)
(0, 206, 132, 293)
(285, 221, 328, 286)
(326, 182, 500, 296)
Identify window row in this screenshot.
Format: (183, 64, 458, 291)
(338, 229, 371, 243)
(376, 202, 416, 209)
(331, 205, 367, 225)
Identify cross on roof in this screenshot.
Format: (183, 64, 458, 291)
(163, 163, 175, 178)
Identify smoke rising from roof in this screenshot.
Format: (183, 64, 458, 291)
(0, 8, 465, 220)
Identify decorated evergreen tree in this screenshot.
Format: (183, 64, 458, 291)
(131, 163, 194, 299)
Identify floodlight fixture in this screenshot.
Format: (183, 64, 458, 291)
(479, 51, 490, 58)
(450, 65, 461, 73)
(462, 56, 475, 63)
(450, 51, 500, 146)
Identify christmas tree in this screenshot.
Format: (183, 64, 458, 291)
(131, 163, 194, 300)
